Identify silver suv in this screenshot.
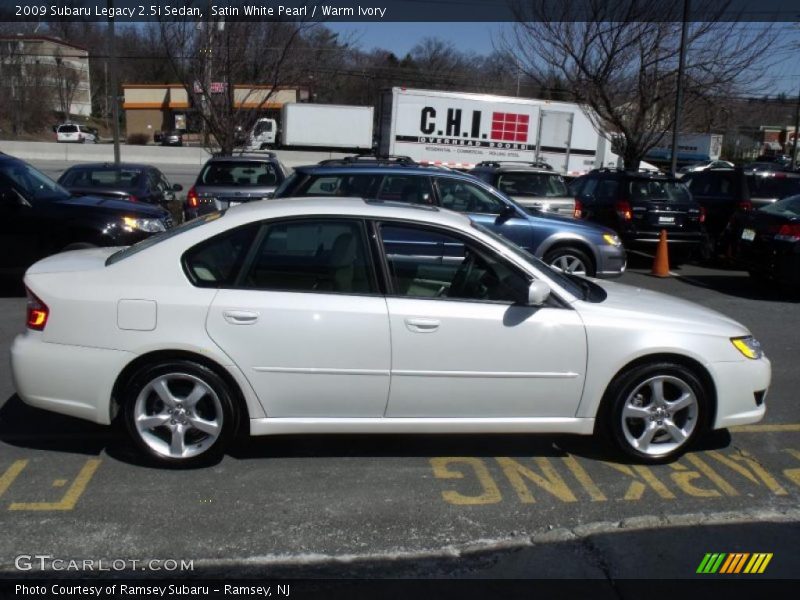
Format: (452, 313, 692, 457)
(469, 161, 576, 217)
(185, 152, 288, 220)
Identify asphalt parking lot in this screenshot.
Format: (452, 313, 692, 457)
(0, 249, 798, 580)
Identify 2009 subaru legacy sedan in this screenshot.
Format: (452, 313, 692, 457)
(11, 198, 769, 467)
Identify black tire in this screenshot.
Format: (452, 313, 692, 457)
(121, 359, 238, 468)
(600, 361, 710, 464)
(543, 246, 596, 277)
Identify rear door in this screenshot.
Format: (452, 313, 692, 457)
(202, 217, 391, 417)
(536, 110, 574, 172)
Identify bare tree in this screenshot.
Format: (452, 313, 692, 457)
(159, 13, 309, 155)
(0, 36, 54, 136)
(501, 0, 777, 169)
(53, 48, 81, 119)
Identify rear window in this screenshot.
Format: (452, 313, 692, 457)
(290, 173, 381, 197)
(683, 173, 735, 198)
(628, 179, 690, 203)
(199, 161, 283, 187)
(58, 125, 78, 133)
(761, 194, 800, 217)
(497, 173, 567, 198)
(106, 212, 225, 266)
(60, 168, 143, 189)
(747, 175, 800, 199)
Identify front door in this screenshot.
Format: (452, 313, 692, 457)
(378, 222, 586, 418)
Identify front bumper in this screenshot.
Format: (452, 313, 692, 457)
(709, 356, 771, 429)
(595, 244, 627, 278)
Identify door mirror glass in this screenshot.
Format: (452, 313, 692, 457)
(172, 183, 183, 192)
(527, 280, 551, 306)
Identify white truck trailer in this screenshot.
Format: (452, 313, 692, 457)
(644, 133, 724, 163)
(377, 87, 619, 174)
(247, 103, 374, 151)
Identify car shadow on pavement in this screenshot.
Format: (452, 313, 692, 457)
(674, 273, 800, 303)
(0, 394, 110, 455)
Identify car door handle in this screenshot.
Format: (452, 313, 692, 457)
(223, 310, 259, 325)
(405, 318, 440, 333)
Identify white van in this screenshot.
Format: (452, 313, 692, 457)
(56, 124, 98, 144)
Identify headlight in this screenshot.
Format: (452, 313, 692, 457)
(122, 216, 166, 233)
(731, 336, 763, 360)
(603, 233, 622, 247)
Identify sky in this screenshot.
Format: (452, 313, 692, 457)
(328, 21, 800, 97)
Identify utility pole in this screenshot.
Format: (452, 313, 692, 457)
(792, 84, 800, 170)
(670, 0, 690, 177)
(108, 0, 121, 164)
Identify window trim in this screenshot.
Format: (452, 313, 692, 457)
(373, 218, 546, 306)
(183, 215, 383, 297)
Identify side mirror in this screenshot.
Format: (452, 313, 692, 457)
(527, 280, 551, 306)
(495, 202, 518, 225)
(172, 183, 183, 192)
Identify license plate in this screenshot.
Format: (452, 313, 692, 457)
(741, 228, 756, 241)
(658, 216, 675, 224)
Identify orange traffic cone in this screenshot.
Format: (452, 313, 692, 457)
(651, 229, 670, 277)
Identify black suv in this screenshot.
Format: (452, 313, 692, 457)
(679, 168, 751, 243)
(571, 169, 706, 253)
(0, 153, 172, 276)
(468, 161, 576, 217)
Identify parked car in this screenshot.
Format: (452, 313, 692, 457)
(55, 123, 97, 144)
(185, 152, 288, 220)
(744, 170, 800, 208)
(159, 130, 183, 147)
(680, 168, 752, 245)
(11, 198, 769, 467)
(743, 161, 792, 173)
(273, 158, 627, 278)
(57, 163, 183, 208)
(468, 161, 576, 217)
(725, 195, 800, 287)
(676, 160, 734, 177)
(570, 169, 707, 256)
(0, 154, 172, 276)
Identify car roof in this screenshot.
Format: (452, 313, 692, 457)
(206, 152, 279, 163)
(63, 162, 152, 171)
(471, 166, 557, 175)
(293, 163, 480, 180)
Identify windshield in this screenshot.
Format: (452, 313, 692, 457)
(471, 222, 585, 299)
(497, 173, 568, 198)
(106, 212, 226, 266)
(628, 179, 691, 202)
(60, 167, 143, 190)
(199, 161, 282, 187)
(0, 161, 71, 202)
(760, 194, 800, 217)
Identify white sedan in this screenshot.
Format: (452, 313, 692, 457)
(11, 198, 770, 467)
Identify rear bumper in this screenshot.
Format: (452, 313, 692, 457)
(11, 333, 134, 425)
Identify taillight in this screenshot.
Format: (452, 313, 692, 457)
(699, 206, 706, 223)
(738, 199, 753, 211)
(775, 223, 800, 242)
(573, 199, 583, 219)
(615, 200, 633, 221)
(26, 288, 49, 331)
(187, 186, 199, 208)
(127, 194, 138, 202)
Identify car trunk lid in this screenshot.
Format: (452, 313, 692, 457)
(26, 247, 122, 275)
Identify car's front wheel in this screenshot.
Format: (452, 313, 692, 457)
(122, 360, 238, 467)
(602, 362, 709, 463)
(543, 246, 595, 277)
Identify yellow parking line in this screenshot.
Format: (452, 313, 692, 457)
(8, 459, 101, 511)
(730, 424, 800, 433)
(0, 461, 28, 498)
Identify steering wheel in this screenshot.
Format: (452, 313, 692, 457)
(449, 252, 476, 298)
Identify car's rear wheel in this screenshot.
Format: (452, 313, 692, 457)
(122, 360, 237, 467)
(544, 246, 595, 277)
(602, 362, 709, 463)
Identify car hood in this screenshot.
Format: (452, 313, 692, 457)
(586, 279, 748, 336)
(56, 194, 167, 217)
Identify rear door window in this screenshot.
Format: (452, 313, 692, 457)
(294, 174, 381, 197)
(376, 175, 434, 204)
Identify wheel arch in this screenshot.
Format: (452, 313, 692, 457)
(110, 349, 252, 432)
(592, 352, 717, 435)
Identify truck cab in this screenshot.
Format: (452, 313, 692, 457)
(247, 118, 278, 150)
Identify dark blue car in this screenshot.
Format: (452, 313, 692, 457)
(273, 159, 626, 278)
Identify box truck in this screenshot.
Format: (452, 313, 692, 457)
(377, 87, 619, 174)
(644, 133, 724, 164)
(247, 103, 374, 151)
